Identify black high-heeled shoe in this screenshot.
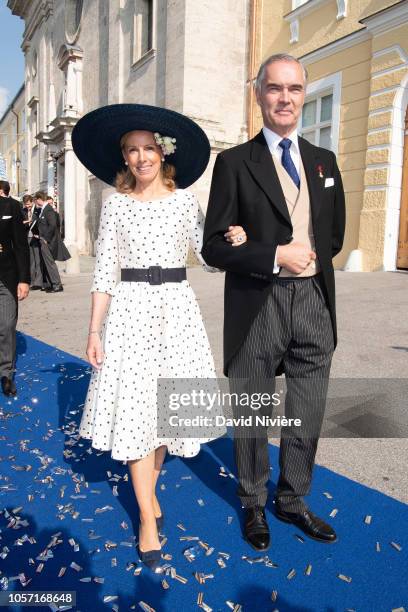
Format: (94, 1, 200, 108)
(137, 545, 162, 571)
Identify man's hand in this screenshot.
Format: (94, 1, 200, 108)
(276, 242, 316, 274)
(17, 283, 30, 301)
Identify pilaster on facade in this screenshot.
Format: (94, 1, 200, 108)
(359, 32, 408, 270)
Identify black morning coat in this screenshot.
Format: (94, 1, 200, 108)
(0, 196, 30, 299)
(201, 131, 346, 376)
(37, 204, 71, 262)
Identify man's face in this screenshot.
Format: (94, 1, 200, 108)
(35, 198, 45, 207)
(256, 60, 306, 137)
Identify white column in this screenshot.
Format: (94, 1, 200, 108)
(63, 133, 80, 273)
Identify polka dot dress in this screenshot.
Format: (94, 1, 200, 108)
(79, 189, 222, 461)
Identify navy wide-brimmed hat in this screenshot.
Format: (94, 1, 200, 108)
(72, 104, 211, 189)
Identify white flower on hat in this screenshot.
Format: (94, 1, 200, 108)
(154, 132, 177, 156)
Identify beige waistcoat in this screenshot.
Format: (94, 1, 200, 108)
(273, 155, 320, 277)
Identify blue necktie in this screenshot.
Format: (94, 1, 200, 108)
(279, 138, 300, 189)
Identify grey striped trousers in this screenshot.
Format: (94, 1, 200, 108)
(228, 274, 334, 513)
(0, 280, 17, 379)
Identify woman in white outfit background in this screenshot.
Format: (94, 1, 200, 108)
(72, 104, 247, 570)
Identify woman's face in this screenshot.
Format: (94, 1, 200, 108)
(122, 130, 163, 186)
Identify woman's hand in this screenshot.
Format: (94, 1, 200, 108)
(224, 225, 247, 247)
(86, 332, 104, 369)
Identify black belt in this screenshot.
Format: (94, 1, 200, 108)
(275, 272, 322, 282)
(121, 266, 186, 285)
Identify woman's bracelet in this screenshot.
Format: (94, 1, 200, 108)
(88, 330, 100, 335)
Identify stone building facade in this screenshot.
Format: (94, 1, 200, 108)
(7, 0, 249, 271)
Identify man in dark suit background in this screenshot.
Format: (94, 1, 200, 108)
(202, 54, 345, 550)
(46, 196, 62, 235)
(0, 180, 30, 396)
(34, 191, 64, 293)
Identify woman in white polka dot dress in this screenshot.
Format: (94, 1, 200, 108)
(72, 104, 247, 568)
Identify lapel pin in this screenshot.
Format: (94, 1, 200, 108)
(317, 164, 324, 178)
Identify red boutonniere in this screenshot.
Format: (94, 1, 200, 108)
(317, 164, 324, 178)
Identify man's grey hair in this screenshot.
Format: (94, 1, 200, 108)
(255, 53, 308, 92)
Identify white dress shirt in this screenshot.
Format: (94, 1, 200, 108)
(262, 126, 300, 273)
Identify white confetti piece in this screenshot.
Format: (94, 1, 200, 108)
(338, 574, 352, 583)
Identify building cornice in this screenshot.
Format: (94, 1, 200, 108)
(27, 95, 39, 109)
(57, 44, 84, 70)
(10, 0, 54, 51)
(0, 84, 25, 126)
(7, 0, 30, 17)
(359, 0, 408, 35)
(37, 115, 78, 145)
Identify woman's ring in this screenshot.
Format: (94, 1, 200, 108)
(236, 235, 243, 242)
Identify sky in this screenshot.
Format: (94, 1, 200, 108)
(0, 0, 25, 117)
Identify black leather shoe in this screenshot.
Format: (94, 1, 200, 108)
(30, 285, 42, 290)
(45, 285, 64, 293)
(275, 506, 337, 543)
(243, 506, 270, 551)
(1, 376, 17, 397)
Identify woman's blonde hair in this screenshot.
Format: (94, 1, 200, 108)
(114, 132, 177, 193)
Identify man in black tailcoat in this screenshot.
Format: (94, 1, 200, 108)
(0, 181, 30, 396)
(202, 54, 346, 550)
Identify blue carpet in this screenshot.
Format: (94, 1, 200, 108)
(0, 332, 407, 612)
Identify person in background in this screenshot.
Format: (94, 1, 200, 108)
(46, 195, 62, 234)
(22, 195, 34, 230)
(33, 191, 64, 293)
(46, 194, 70, 265)
(0, 187, 30, 396)
(0, 180, 20, 207)
(21, 195, 43, 290)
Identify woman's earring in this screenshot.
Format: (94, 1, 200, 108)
(125, 161, 128, 166)
(161, 158, 165, 162)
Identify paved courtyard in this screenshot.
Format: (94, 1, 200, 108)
(17, 258, 408, 504)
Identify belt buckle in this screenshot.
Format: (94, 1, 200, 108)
(148, 266, 163, 285)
